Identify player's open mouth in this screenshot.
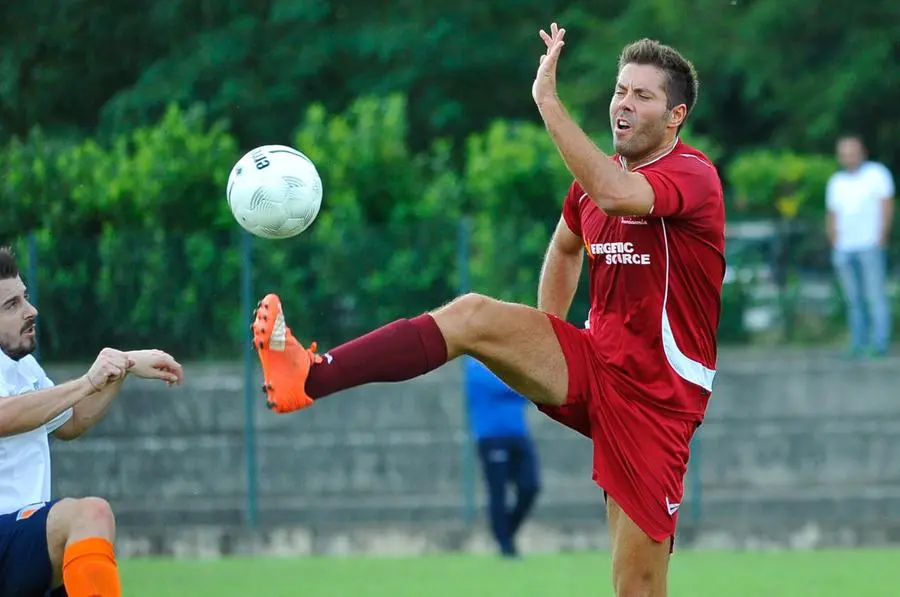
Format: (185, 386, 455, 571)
(22, 323, 35, 337)
(615, 118, 633, 132)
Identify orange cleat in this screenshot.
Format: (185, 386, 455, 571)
(251, 293, 321, 413)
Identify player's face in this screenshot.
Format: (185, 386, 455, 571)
(836, 138, 865, 172)
(609, 63, 679, 160)
(0, 276, 38, 361)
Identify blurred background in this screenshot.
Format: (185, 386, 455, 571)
(3, 1, 900, 595)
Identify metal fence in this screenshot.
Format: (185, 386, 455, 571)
(12, 219, 878, 359)
(13, 220, 896, 531)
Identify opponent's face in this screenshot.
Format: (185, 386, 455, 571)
(836, 138, 865, 172)
(609, 63, 684, 160)
(0, 276, 38, 361)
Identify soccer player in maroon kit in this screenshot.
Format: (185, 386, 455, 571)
(253, 24, 724, 597)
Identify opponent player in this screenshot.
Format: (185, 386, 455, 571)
(0, 247, 184, 597)
(252, 27, 724, 597)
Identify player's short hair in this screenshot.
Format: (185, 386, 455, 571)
(0, 247, 20, 280)
(837, 133, 866, 148)
(618, 39, 699, 124)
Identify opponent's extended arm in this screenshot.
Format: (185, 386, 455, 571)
(0, 347, 133, 438)
(538, 216, 584, 320)
(0, 376, 95, 438)
(54, 348, 183, 440)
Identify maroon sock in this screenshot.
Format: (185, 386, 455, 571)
(305, 314, 449, 399)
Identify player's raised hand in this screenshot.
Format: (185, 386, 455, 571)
(127, 349, 184, 386)
(85, 348, 134, 392)
(532, 22, 566, 107)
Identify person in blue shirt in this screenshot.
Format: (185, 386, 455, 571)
(464, 356, 541, 558)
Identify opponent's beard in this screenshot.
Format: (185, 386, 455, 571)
(0, 333, 36, 361)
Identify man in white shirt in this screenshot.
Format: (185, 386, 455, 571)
(0, 246, 183, 597)
(826, 135, 895, 358)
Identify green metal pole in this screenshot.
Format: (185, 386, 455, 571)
(240, 230, 259, 528)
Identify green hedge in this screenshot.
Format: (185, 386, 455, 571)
(726, 149, 835, 220)
(3, 95, 844, 359)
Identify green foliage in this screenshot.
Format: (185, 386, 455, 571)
(726, 150, 835, 220)
(0, 104, 237, 238)
(464, 120, 573, 304)
(0, 130, 76, 234)
(679, 126, 724, 165)
(5, 0, 897, 176)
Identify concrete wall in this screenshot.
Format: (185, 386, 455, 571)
(43, 348, 900, 556)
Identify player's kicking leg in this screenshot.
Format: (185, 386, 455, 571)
(251, 292, 569, 412)
(252, 292, 672, 596)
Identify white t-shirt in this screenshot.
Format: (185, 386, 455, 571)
(0, 352, 72, 514)
(826, 161, 895, 251)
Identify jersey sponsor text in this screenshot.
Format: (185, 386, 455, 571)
(587, 241, 651, 265)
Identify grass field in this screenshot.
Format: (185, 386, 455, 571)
(119, 549, 899, 596)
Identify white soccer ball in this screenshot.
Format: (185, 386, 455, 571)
(226, 144, 324, 239)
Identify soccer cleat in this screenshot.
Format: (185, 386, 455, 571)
(251, 293, 321, 413)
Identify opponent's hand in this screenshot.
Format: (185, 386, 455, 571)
(532, 22, 566, 107)
(85, 348, 134, 392)
(127, 349, 184, 386)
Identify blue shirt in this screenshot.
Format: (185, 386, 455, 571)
(464, 357, 529, 440)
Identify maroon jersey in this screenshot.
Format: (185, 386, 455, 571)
(561, 140, 725, 421)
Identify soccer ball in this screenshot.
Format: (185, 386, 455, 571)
(226, 144, 324, 239)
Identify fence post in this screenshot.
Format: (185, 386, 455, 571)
(456, 217, 478, 525)
(27, 232, 40, 361)
(240, 230, 259, 529)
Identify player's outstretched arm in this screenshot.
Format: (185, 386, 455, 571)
(538, 100, 655, 217)
(531, 23, 656, 217)
(54, 348, 183, 440)
(0, 348, 132, 438)
(538, 215, 583, 319)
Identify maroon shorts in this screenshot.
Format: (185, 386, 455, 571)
(538, 314, 697, 545)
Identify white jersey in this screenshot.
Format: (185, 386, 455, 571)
(0, 352, 72, 514)
(826, 161, 895, 251)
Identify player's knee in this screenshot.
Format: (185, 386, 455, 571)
(50, 497, 116, 540)
(614, 567, 662, 597)
(451, 293, 500, 343)
(77, 497, 116, 535)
